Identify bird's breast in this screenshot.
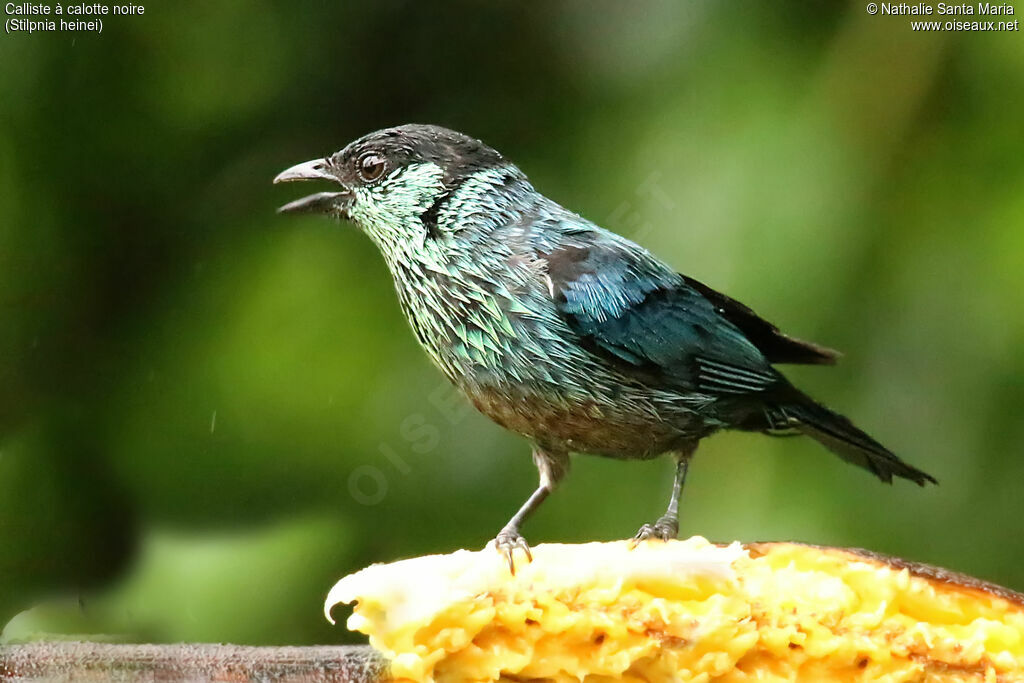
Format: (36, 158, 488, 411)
(389, 250, 548, 384)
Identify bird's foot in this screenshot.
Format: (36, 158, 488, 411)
(494, 527, 533, 575)
(630, 515, 679, 547)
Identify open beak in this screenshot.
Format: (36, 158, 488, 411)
(274, 158, 353, 218)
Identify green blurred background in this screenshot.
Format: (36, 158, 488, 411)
(1, 1, 1022, 645)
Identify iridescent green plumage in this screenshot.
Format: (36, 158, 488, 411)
(276, 124, 936, 569)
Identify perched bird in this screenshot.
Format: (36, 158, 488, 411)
(275, 124, 935, 569)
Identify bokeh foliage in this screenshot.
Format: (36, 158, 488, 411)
(1, 1, 1022, 645)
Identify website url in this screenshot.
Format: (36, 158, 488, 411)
(911, 18, 1020, 29)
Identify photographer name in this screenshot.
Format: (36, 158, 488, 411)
(879, 2, 1014, 14)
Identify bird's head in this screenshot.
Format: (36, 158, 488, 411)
(275, 124, 519, 256)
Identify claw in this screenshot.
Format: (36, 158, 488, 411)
(495, 528, 533, 575)
(519, 537, 533, 563)
(629, 524, 653, 549)
(630, 517, 678, 548)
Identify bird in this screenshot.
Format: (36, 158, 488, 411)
(275, 124, 936, 570)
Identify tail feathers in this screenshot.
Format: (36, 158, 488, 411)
(775, 394, 937, 486)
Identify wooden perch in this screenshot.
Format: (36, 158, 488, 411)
(0, 642, 387, 682)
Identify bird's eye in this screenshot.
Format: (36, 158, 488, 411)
(357, 153, 386, 183)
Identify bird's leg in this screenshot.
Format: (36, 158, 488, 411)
(495, 447, 568, 574)
(632, 447, 694, 544)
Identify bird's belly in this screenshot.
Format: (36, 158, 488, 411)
(464, 385, 702, 458)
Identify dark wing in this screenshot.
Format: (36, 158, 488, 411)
(542, 241, 784, 395)
(680, 274, 840, 365)
(540, 235, 934, 487)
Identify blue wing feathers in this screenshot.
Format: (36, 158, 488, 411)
(540, 233, 791, 395)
